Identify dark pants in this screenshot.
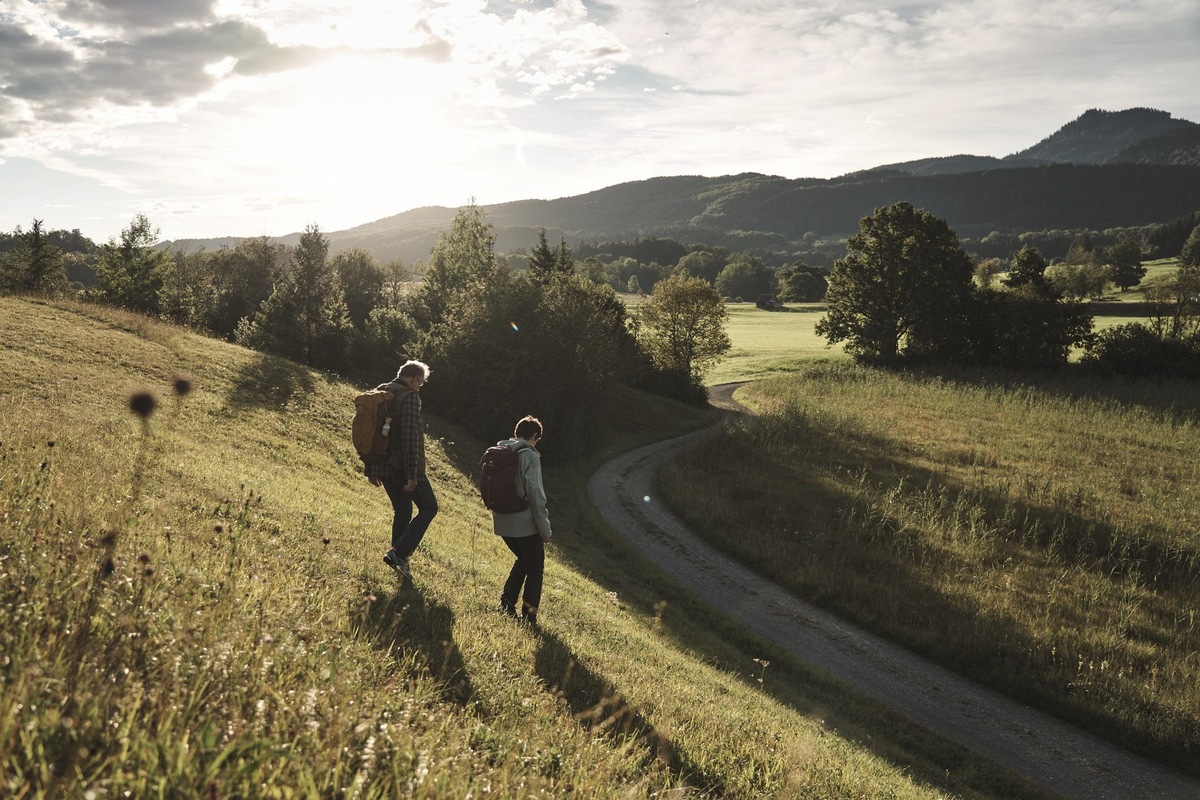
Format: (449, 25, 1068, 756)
(381, 475, 438, 558)
(501, 535, 544, 619)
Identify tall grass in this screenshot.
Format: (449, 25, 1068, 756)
(659, 362, 1200, 771)
(1, 298, 1035, 799)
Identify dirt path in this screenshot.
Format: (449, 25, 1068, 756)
(586, 384, 1200, 800)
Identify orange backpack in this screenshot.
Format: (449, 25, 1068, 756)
(352, 385, 398, 464)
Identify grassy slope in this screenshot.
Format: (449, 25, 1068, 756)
(0, 297, 1047, 799)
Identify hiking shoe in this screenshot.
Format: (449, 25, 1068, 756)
(500, 601, 517, 618)
(384, 550, 412, 581)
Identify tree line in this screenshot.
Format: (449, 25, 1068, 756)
(0, 207, 731, 456)
(817, 202, 1200, 377)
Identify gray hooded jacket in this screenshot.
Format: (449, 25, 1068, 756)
(490, 437, 552, 540)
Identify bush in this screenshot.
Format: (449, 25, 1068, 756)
(1082, 323, 1200, 379)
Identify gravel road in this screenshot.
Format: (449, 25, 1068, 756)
(585, 383, 1200, 800)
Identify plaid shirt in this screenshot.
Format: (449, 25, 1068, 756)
(363, 386, 423, 481)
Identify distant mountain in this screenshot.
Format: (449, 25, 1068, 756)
(165, 108, 1200, 263)
(1008, 108, 1198, 165)
(1107, 127, 1200, 167)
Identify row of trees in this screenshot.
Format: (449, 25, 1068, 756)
(1, 206, 731, 454)
(819, 201, 1200, 377)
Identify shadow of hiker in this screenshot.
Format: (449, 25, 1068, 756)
(355, 582, 475, 706)
(532, 629, 692, 784)
(226, 350, 315, 410)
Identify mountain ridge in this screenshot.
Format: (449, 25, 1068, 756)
(163, 108, 1200, 263)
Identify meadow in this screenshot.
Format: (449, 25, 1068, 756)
(0, 297, 1048, 799)
(705, 303, 847, 385)
(659, 362, 1200, 771)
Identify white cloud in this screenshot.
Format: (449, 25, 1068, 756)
(1, 0, 1197, 241)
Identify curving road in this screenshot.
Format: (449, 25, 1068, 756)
(586, 383, 1200, 800)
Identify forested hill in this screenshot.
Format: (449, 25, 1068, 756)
(164, 108, 1200, 263)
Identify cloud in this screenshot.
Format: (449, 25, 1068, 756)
(52, 0, 218, 32)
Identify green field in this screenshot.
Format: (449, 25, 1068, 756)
(1, 297, 1044, 799)
(707, 303, 846, 384)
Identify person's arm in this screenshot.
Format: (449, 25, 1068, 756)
(521, 450, 552, 540)
(398, 393, 422, 490)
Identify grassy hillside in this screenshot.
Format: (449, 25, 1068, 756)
(660, 364, 1200, 771)
(0, 298, 1046, 799)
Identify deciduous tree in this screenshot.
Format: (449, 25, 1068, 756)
(636, 272, 730, 387)
(417, 200, 499, 326)
(1105, 232, 1147, 291)
(816, 202, 974, 365)
(93, 214, 171, 313)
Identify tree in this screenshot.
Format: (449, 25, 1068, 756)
(237, 224, 353, 369)
(626, 275, 641, 294)
(676, 250, 725, 284)
(816, 202, 975, 365)
(1003, 245, 1055, 298)
(93, 214, 171, 313)
(528, 228, 558, 277)
(1046, 262, 1111, 300)
(1142, 263, 1200, 341)
(776, 260, 827, 302)
(1, 219, 69, 295)
(973, 257, 1005, 289)
(1105, 232, 1146, 291)
(714, 254, 772, 300)
(332, 247, 385, 330)
(1180, 223, 1200, 268)
(636, 272, 731, 388)
(158, 249, 216, 327)
(422, 270, 635, 455)
(206, 237, 284, 338)
(968, 285, 1093, 370)
(416, 200, 499, 326)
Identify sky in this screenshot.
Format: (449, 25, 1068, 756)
(1, 0, 1198, 244)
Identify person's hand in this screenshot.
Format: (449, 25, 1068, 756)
(541, 534, 552, 543)
(405, 479, 418, 492)
(368, 477, 382, 487)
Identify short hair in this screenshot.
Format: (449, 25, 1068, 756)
(396, 359, 430, 382)
(514, 415, 543, 440)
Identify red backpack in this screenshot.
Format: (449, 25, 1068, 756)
(479, 443, 531, 513)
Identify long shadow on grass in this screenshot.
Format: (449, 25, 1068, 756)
(355, 582, 475, 706)
(226, 351, 316, 410)
(531, 629, 713, 793)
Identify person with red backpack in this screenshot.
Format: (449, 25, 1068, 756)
(486, 415, 553, 627)
(364, 359, 438, 582)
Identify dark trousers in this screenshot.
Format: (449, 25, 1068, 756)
(381, 475, 438, 558)
(501, 535, 544, 619)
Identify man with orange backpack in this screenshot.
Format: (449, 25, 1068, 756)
(362, 359, 438, 582)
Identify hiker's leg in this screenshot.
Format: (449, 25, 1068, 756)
(381, 475, 414, 551)
(518, 536, 544, 620)
(502, 535, 543, 620)
(501, 535, 526, 611)
(395, 477, 438, 558)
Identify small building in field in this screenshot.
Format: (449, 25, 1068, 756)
(755, 293, 783, 311)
